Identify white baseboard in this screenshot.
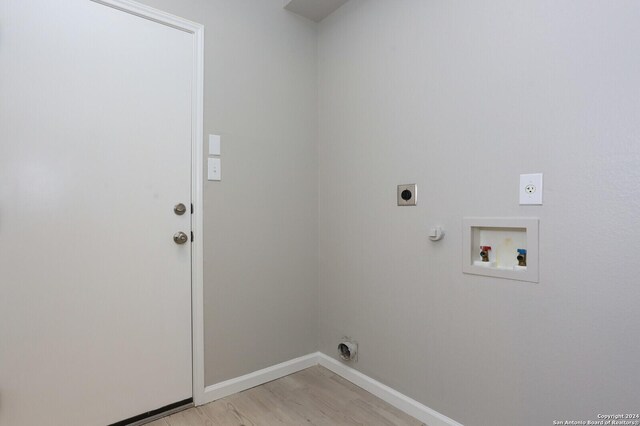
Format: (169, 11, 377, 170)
(317, 353, 463, 426)
(201, 353, 318, 404)
(201, 352, 462, 426)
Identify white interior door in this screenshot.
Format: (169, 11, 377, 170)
(0, 1, 194, 424)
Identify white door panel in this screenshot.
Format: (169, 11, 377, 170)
(0, 1, 193, 425)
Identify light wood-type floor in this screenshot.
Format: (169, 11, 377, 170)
(147, 365, 426, 426)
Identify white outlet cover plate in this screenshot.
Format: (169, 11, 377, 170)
(520, 173, 543, 205)
(208, 157, 221, 181)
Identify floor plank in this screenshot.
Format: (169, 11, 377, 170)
(159, 366, 426, 426)
(145, 419, 169, 426)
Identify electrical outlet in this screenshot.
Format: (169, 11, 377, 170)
(520, 173, 543, 205)
(397, 184, 417, 206)
(208, 157, 221, 181)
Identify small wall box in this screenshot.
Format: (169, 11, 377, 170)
(462, 217, 539, 283)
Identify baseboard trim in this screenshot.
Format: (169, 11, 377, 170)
(201, 353, 318, 404)
(316, 353, 463, 426)
(201, 352, 462, 426)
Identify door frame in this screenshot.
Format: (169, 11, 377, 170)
(90, 0, 206, 406)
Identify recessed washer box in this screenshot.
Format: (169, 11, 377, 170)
(463, 217, 539, 283)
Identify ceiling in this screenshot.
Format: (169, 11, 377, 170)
(283, 0, 349, 23)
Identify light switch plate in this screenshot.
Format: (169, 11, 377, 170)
(520, 173, 543, 205)
(208, 134, 221, 156)
(208, 157, 221, 181)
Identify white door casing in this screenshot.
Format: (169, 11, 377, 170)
(0, 0, 205, 424)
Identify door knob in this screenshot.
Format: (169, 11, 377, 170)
(173, 232, 189, 245)
(174, 203, 187, 216)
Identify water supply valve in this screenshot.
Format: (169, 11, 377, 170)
(480, 246, 492, 262)
(517, 249, 527, 267)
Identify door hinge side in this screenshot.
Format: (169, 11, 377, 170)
(191, 203, 194, 214)
(191, 231, 194, 242)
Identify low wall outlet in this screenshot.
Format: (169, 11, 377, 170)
(520, 173, 543, 205)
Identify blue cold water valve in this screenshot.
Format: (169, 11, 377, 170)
(517, 249, 527, 267)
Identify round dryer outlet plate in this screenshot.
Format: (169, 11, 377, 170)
(397, 184, 417, 206)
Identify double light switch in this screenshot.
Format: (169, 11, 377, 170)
(208, 134, 221, 181)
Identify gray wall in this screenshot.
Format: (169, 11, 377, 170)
(138, 0, 319, 386)
(317, 1, 640, 425)
(119, 1, 640, 423)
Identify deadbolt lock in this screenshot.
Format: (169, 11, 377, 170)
(174, 203, 187, 215)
